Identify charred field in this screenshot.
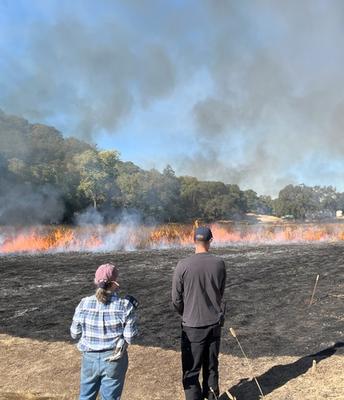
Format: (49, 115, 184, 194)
(1, 243, 344, 399)
(1, 243, 344, 356)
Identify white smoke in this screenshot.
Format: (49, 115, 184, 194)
(100, 224, 139, 252)
(73, 209, 150, 252)
(74, 207, 104, 226)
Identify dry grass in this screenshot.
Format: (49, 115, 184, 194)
(245, 213, 282, 223)
(1, 334, 344, 400)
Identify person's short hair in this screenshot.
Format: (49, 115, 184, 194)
(194, 226, 213, 242)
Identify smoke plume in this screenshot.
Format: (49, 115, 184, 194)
(0, 183, 64, 225)
(2, 1, 344, 193)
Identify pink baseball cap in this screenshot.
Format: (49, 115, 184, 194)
(94, 263, 119, 287)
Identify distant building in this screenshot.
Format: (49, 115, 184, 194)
(336, 210, 343, 218)
(281, 215, 294, 220)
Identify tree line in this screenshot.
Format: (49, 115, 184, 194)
(0, 109, 343, 225)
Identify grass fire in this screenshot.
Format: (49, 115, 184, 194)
(3, 3, 344, 397)
(2, 222, 344, 255)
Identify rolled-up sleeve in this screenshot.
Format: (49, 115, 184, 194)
(70, 300, 83, 339)
(123, 305, 138, 344)
(172, 262, 184, 315)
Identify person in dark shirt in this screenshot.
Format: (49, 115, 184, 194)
(172, 226, 226, 400)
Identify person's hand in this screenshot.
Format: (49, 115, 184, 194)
(105, 338, 128, 362)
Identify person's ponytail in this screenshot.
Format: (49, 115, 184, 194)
(95, 281, 112, 304)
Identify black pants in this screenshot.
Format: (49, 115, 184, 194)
(181, 323, 221, 400)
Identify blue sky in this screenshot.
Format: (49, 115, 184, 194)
(2, 0, 344, 196)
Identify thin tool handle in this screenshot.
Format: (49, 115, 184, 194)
(309, 274, 319, 306)
(234, 337, 265, 398)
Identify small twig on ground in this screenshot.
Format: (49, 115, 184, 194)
(329, 294, 344, 298)
(312, 359, 317, 374)
(309, 274, 320, 306)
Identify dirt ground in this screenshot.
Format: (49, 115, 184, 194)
(1, 244, 344, 399)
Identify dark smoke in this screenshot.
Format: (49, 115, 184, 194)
(185, 1, 344, 193)
(1, 12, 176, 139)
(0, 109, 66, 225)
(2, 1, 344, 193)
(0, 183, 64, 225)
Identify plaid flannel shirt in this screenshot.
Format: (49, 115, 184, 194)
(70, 293, 138, 352)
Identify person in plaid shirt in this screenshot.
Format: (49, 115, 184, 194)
(71, 263, 138, 400)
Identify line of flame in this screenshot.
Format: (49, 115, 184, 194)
(1, 223, 344, 255)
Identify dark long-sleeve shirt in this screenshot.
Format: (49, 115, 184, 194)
(172, 252, 226, 327)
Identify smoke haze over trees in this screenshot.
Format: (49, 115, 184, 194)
(1, 109, 344, 225)
(3, 1, 344, 195)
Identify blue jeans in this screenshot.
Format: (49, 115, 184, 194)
(79, 350, 128, 400)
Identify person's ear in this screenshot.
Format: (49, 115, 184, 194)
(111, 281, 120, 289)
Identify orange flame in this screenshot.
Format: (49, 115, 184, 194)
(1, 222, 344, 255)
(0, 226, 102, 254)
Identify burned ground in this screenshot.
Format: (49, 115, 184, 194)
(1, 243, 344, 358)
